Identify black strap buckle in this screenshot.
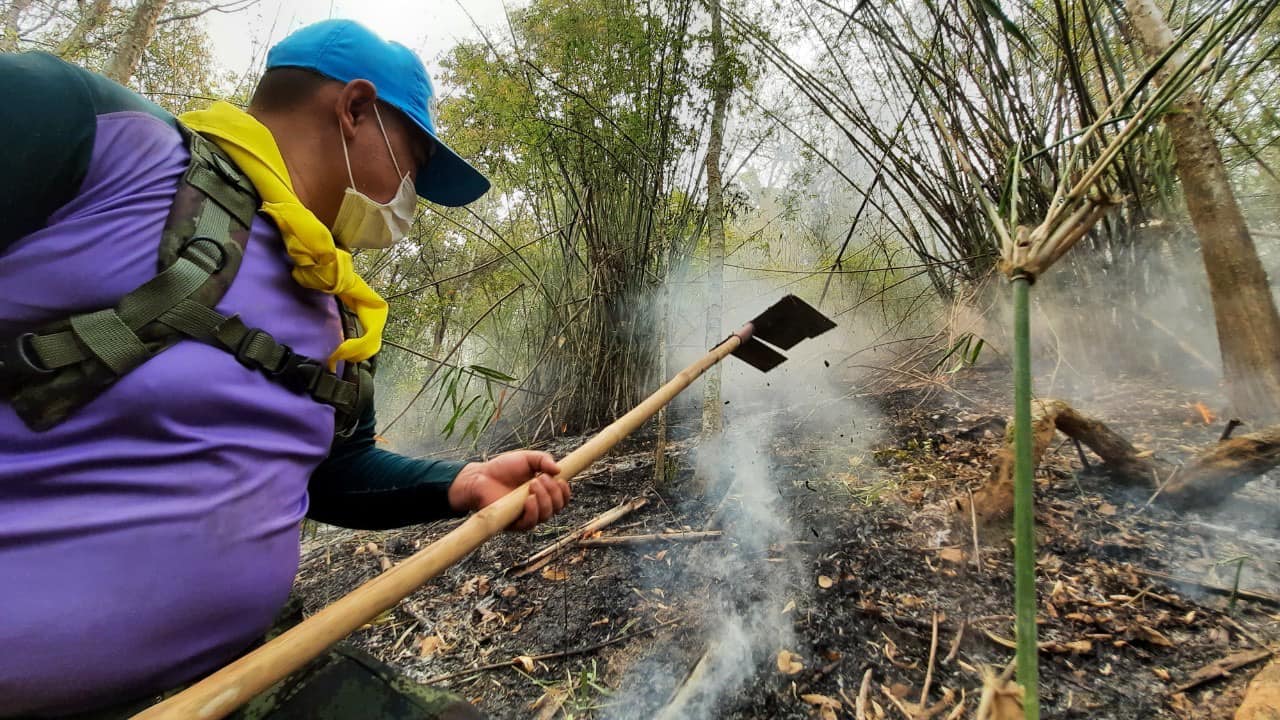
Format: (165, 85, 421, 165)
(230, 326, 326, 395)
(278, 356, 324, 395)
(0, 333, 55, 376)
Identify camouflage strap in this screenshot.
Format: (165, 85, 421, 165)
(0, 126, 372, 433)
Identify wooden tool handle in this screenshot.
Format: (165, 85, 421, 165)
(133, 331, 746, 720)
(551, 329, 744, 482)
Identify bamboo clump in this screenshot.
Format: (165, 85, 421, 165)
(933, 6, 1260, 718)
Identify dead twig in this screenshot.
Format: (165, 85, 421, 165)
(880, 684, 918, 720)
(1173, 648, 1272, 694)
(944, 618, 967, 665)
(577, 530, 722, 546)
(1133, 568, 1280, 609)
(920, 611, 940, 706)
(1071, 436, 1091, 469)
(796, 657, 844, 697)
(968, 488, 982, 575)
(510, 497, 648, 576)
(974, 661, 1018, 720)
(655, 643, 715, 720)
(424, 617, 679, 685)
(1222, 615, 1271, 650)
(1220, 418, 1243, 441)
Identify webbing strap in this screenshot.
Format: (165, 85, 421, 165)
(21, 241, 226, 372)
(314, 371, 360, 407)
(69, 309, 150, 375)
(160, 307, 361, 411)
(28, 330, 82, 369)
(0, 124, 371, 432)
(157, 299, 228, 340)
(116, 247, 221, 328)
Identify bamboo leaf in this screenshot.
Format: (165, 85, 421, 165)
(468, 364, 518, 383)
(975, 0, 1037, 56)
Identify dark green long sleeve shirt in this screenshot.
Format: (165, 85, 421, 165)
(308, 400, 469, 529)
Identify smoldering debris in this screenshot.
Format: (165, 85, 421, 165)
(604, 416, 802, 720)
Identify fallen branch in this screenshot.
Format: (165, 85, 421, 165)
(424, 618, 680, 685)
(510, 497, 648, 576)
(961, 399, 1280, 524)
(1174, 648, 1272, 694)
(1133, 568, 1280, 609)
(578, 530, 722, 546)
(920, 611, 940, 707)
(1164, 427, 1280, 508)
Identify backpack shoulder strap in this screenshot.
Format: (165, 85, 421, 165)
(0, 128, 258, 429)
(0, 125, 370, 432)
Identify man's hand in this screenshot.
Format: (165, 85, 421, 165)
(448, 451, 570, 530)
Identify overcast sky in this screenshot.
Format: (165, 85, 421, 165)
(204, 0, 518, 78)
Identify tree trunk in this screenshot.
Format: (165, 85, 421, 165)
(1125, 0, 1280, 423)
(52, 0, 113, 58)
(0, 0, 35, 52)
(104, 0, 169, 85)
(654, 271, 671, 489)
(700, 0, 730, 439)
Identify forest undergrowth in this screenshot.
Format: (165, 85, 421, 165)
(297, 363, 1279, 719)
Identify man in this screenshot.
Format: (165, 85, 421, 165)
(0, 19, 570, 719)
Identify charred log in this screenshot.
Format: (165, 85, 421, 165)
(1166, 427, 1280, 509)
(961, 400, 1280, 524)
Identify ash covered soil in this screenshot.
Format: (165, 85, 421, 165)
(295, 368, 1280, 719)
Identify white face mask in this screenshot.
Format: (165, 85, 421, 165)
(332, 105, 418, 250)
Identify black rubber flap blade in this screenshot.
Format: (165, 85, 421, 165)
(730, 336, 788, 372)
(748, 295, 837, 350)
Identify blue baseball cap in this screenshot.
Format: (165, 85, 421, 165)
(266, 19, 490, 207)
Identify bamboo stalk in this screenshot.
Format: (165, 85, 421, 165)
(1011, 275, 1040, 720)
(132, 329, 751, 720)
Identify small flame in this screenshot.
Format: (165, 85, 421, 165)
(1191, 402, 1215, 425)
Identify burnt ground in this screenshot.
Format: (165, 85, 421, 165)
(295, 367, 1280, 719)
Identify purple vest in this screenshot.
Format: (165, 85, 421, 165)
(0, 111, 343, 716)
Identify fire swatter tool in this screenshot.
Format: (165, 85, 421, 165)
(133, 294, 836, 720)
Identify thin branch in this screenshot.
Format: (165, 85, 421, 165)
(158, 0, 259, 25)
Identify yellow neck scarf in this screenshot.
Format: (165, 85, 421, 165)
(179, 101, 387, 369)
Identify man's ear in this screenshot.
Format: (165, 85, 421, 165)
(336, 79, 379, 142)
